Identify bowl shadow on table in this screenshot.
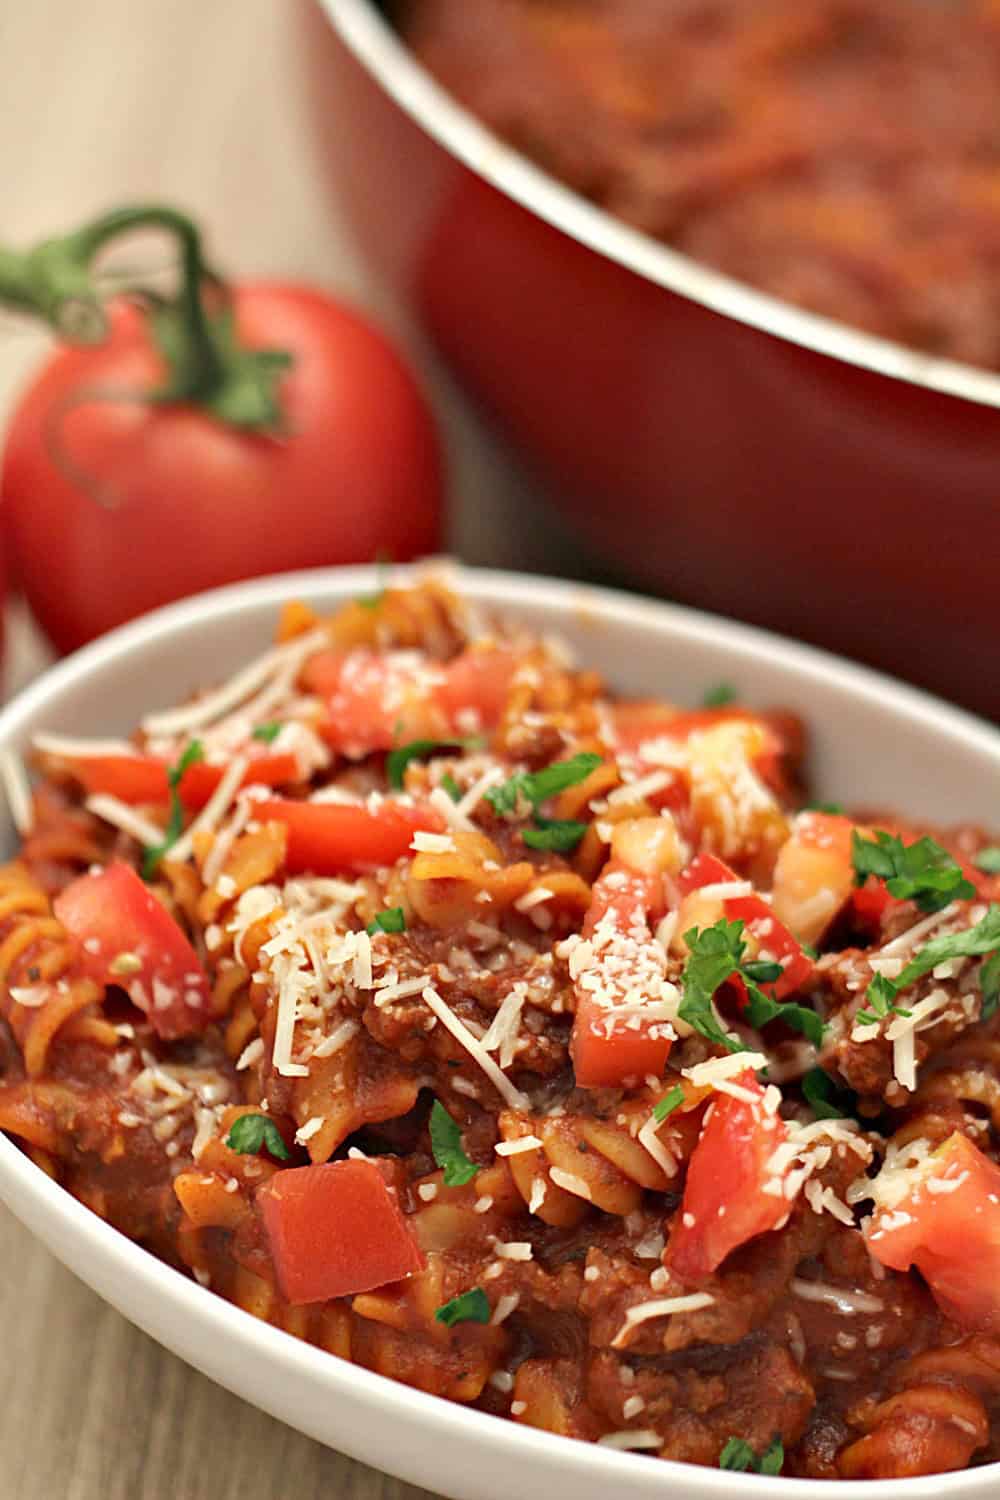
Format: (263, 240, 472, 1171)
(0, 1206, 437, 1500)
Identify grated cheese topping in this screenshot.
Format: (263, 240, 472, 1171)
(85, 794, 165, 848)
(611, 1293, 715, 1348)
(422, 986, 528, 1110)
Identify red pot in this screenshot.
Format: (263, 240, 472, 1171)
(306, 0, 1000, 720)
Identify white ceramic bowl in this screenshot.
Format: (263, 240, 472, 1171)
(0, 565, 997, 1500)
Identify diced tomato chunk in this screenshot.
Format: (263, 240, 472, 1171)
(772, 811, 900, 945)
(866, 1133, 1000, 1333)
(613, 705, 792, 793)
(179, 755, 301, 809)
(259, 1160, 424, 1305)
(305, 644, 517, 757)
(667, 1071, 788, 1280)
(257, 797, 443, 874)
(570, 859, 673, 1088)
(65, 751, 301, 809)
(433, 646, 517, 731)
(54, 861, 211, 1039)
(304, 649, 447, 754)
(678, 851, 813, 999)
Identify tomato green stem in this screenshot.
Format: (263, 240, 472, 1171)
(0, 204, 291, 433)
(69, 205, 229, 403)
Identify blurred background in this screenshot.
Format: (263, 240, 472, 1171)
(0, 0, 587, 700)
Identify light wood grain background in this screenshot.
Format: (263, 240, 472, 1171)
(0, 2, 582, 1495)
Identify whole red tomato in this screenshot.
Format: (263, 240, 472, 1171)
(2, 284, 443, 653)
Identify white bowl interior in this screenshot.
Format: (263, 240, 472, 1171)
(0, 564, 997, 1500)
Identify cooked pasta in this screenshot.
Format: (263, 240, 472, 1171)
(1, 572, 999, 1480)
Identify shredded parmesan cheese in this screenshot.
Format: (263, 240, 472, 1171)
(85, 794, 165, 848)
(421, 986, 528, 1109)
(141, 628, 328, 737)
(168, 754, 250, 865)
(495, 1136, 543, 1156)
(611, 1293, 715, 1348)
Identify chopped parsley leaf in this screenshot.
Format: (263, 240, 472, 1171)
(981, 951, 1000, 1020)
(251, 721, 282, 744)
(742, 959, 784, 984)
(357, 554, 391, 609)
(802, 1067, 856, 1121)
(653, 1085, 685, 1123)
(719, 1439, 756, 1472)
(678, 919, 748, 1053)
(805, 800, 845, 815)
(522, 817, 588, 852)
(861, 903, 1000, 1014)
(702, 682, 737, 708)
(429, 1099, 478, 1186)
(434, 1287, 491, 1327)
(387, 737, 482, 790)
(141, 739, 204, 878)
(441, 771, 462, 803)
(744, 985, 825, 1048)
(720, 1436, 784, 1475)
(976, 846, 1000, 875)
(225, 1113, 290, 1160)
(679, 917, 824, 1051)
(851, 829, 975, 913)
(485, 753, 602, 817)
(366, 907, 406, 936)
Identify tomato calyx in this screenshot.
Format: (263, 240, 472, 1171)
(0, 204, 292, 434)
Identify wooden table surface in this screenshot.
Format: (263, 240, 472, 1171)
(0, 2, 586, 1495)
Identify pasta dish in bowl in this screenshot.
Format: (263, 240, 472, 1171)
(0, 564, 998, 1496)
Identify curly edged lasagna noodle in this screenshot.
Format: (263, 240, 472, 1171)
(2, 575, 1000, 1480)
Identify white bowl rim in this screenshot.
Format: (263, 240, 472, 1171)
(319, 0, 1000, 418)
(0, 561, 998, 1500)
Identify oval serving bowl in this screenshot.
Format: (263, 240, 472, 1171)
(304, 0, 1000, 719)
(0, 565, 997, 1500)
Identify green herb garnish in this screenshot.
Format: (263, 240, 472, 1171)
(744, 985, 825, 1048)
(357, 554, 391, 609)
(805, 800, 845, 815)
(860, 904, 1000, 1016)
(679, 917, 823, 1052)
(719, 1436, 784, 1475)
(366, 907, 406, 936)
(702, 683, 737, 708)
(429, 1100, 478, 1186)
(678, 920, 748, 1053)
(522, 817, 588, 852)
(742, 959, 784, 984)
(251, 721, 282, 744)
(387, 737, 482, 790)
(851, 830, 975, 914)
(141, 739, 204, 878)
(976, 846, 1000, 875)
(802, 1067, 856, 1121)
(225, 1114, 289, 1160)
(653, 1085, 685, 1123)
(485, 753, 602, 817)
(982, 951, 1000, 1021)
(441, 771, 462, 803)
(434, 1287, 491, 1328)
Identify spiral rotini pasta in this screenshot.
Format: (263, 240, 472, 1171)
(1, 574, 999, 1481)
